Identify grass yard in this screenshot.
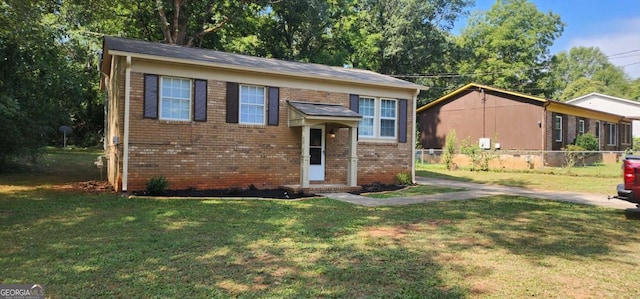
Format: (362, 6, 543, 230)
(1, 149, 640, 298)
(365, 185, 465, 199)
(417, 162, 622, 195)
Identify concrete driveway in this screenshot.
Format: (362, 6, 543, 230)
(320, 177, 638, 210)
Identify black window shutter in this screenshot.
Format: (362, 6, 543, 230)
(226, 82, 239, 123)
(193, 79, 207, 122)
(144, 74, 159, 119)
(349, 94, 359, 113)
(398, 99, 408, 143)
(268, 87, 279, 126)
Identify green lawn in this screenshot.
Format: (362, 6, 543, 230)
(417, 162, 622, 195)
(365, 185, 465, 199)
(1, 149, 640, 298)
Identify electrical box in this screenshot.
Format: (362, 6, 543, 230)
(479, 138, 491, 150)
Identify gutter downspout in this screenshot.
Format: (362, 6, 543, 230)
(412, 88, 420, 184)
(123, 56, 131, 192)
(542, 102, 550, 167)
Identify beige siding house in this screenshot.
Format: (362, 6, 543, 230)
(100, 36, 425, 192)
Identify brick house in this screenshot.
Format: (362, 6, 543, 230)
(100, 36, 425, 192)
(567, 93, 640, 138)
(417, 83, 633, 152)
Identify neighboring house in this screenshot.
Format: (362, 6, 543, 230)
(100, 36, 426, 192)
(567, 93, 640, 138)
(417, 83, 633, 152)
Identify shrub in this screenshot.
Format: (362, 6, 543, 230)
(442, 129, 457, 170)
(146, 176, 169, 195)
(562, 144, 585, 168)
(395, 172, 412, 185)
(459, 137, 496, 171)
(575, 133, 598, 151)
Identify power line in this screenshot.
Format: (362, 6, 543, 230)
(392, 66, 547, 79)
(623, 61, 640, 67)
(608, 53, 640, 60)
(607, 49, 640, 58)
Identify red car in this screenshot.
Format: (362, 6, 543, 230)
(615, 155, 640, 206)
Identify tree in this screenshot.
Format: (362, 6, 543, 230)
(549, 46, 632, 100)
(456, 0, 564, 97)
(351, 0, 471, 75)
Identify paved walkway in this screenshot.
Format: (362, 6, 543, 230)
(319, 177, 638, 210)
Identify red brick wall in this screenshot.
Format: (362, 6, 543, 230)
(117, 72, 413, 191)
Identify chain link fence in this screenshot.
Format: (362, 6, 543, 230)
(416, 148, 625, 169)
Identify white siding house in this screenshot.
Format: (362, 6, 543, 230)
(567, 93, 640, 138)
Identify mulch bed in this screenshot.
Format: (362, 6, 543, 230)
(69, 181, 405, 199)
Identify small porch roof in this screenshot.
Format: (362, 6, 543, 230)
(287, 101, 362, 128)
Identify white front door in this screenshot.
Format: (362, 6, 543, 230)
(309, 126, 325, 181)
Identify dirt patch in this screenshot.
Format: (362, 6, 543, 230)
(365, 227, 408, 239)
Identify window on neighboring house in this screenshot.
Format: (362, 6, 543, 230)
(578, 119, 585, 135)
(554, 115, 562, 142)
(358, 97, 397, 139)
(239, 85, 266, 124)
(160, 77, 192, 121)
(622, 123, 631, 144)
(595, 121, 600, 139)
(607, 123, 617, 145)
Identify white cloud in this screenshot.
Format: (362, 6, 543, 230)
(568, 16, 640, 79)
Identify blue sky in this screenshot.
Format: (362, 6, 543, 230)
(454, 0, 640, 78)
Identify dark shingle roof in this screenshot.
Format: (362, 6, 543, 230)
(288, 101, 362, 118)
(103, 36, 425, 90)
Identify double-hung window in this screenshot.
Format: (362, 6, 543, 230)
(554, 115, 562, 142)
(607, 123, 617, 145)
(622, 123, 631, 144)
(359, 97, 376, 137)
(578, 119, 585, 135)
(160, 77, 192, 121)
(380, 99, 397, 138)
(358, 97, 397, 139)
(239, 85, 266, 125)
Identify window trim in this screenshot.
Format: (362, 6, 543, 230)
(554, 115, 563, 142)
(358, 97, 376, 138)
(239, 84, 267, 125)
(159, 76, 192, 121)
(379, 98, 397, 139)
(607, 123, 617, 146)
(622, 123, 631, 145)
(358, 96, 398, 140)
(578, 119, 585, 135)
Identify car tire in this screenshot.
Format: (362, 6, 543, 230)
(624, 208, 640, 220)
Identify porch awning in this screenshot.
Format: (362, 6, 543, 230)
(287, 101, 362, 128)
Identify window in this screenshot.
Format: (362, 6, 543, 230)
(380, 99, 397, 138)
(554, 115, 562, 142)
(622, 123, 631, 144)
(607, 123, 617, 146)
(595, 121, 600, 139)
(160, 77, 192, 121)
(239, 85, 266, 124)
(578, 119, 585, 135)
(358, 97, 397, 139)
(359, 97, 375, 137)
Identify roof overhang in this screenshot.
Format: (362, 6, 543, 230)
(416, 83, 546, 113)
(545, 101, 632, 123)
(101, 36, 428, 92)
(287, 101, 362, 128)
